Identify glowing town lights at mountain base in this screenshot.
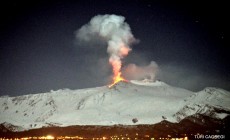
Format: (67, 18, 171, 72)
(0, 136, 196, 140)
(45, 135, 54, 140)
(9, 135, 54, 140)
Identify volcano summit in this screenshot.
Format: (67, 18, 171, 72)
(0, 80, 229, 134)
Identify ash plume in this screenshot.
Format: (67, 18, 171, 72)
(123, 61, 158, 81)
(76, 14, 138, 81)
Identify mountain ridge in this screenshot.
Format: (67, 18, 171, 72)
(0, 80, 229, 132)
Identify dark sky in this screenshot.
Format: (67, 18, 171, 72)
(0, 0, 229, 96)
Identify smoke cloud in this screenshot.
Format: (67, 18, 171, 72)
(122, 61, 158, 81)
(76, 14, 138, 82)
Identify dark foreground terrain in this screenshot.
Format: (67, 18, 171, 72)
(0, 115, 229, 140)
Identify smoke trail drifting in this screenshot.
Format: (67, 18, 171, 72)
(123, 61, 158, 81)
(76, 14, 138, 82)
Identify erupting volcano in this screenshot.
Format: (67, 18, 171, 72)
(108, 42, 131, 87)
(109, 72, 128, 88)
(76, 14, 138, 87)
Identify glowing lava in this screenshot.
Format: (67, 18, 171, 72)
(109, 72, 128, 88)
(108, 42, 130, 88)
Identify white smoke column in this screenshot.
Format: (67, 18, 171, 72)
(76, 14, 137, 82)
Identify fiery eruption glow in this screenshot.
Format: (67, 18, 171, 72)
(109, 72, 128, 88)
(76, 14, 137, 88)
(108, 43, 130, 88)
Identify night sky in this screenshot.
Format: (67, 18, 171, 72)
(0, 0, 229, 96)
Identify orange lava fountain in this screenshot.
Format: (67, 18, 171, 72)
(109, 72, 128, 88)
(108, 43, 130, 88)
(108, 58, 128, 88)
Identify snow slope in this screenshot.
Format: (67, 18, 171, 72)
(174, 87, 230, 121)
(0, 80, 229, 131)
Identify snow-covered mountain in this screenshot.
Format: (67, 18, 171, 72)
(174, 87, 230, 121)
(0, 80, 230, 132)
